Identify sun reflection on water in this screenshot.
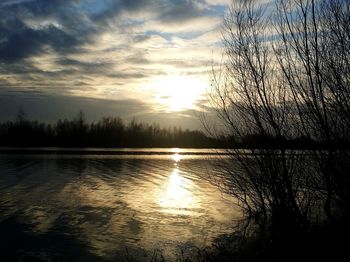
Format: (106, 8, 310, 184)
(0, 153, 242, 260)
(158, 153, 199, 215)
(170, 153, 182, 162)
(159, 168, 194, 212)
(170, 148, 181, 153)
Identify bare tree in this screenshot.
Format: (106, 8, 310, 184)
(275, 0, 350, 220)
(208, 0, 310, 227)
(208, 0, 350, 226)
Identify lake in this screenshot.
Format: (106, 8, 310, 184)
(0, 148, 242, 261)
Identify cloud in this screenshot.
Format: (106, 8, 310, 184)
(0, 91, 206, 129)
(0, 0, 227, 127)
(157, 0, 206, 23)
(0, 25, 79, 62)
(205, 0, 229, 5)
(0, 0, 94, 63)
(0, 91, 154, 121)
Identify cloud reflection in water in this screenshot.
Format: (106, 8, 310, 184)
(0, 151, 241, 260)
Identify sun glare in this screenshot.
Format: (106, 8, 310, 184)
(153, 75, 208, 112)
(170, 153, 182, 162)
(159, 168, 194, 212)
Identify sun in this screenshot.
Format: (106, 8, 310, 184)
(152, 75, 208, 112)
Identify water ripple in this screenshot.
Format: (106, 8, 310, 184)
(0, 151, 241, 260)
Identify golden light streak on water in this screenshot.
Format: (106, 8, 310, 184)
(159, 167, 197, 215)
(170, 153, 182, 162)
(0, 149, 242, 260)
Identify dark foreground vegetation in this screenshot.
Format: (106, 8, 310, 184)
(198, 0, 350, 261)
(127, 221, 348, 262)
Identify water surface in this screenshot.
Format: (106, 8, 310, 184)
(0, 148, 241, 261)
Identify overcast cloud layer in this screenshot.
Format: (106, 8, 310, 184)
(0, 0, 229, 128)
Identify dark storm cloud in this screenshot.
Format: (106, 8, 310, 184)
(0, 59, 37, 74)
(91, 0, 151, 23)
(0, 0, 216, 63)
(0, 91, 205, 130)
(0, 59, 72, 80)
(92, 0, 215, 27)
(158, 0, 206, 23)
(0, 24, 79, 62)
(0, 0, 97, 62)
(0, 0, 75, 13)
(56, 58, 114, 74)
(0, 92, 155, 122)
(56, 58, 164, 79)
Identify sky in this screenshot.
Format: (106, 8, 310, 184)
(0, 0, 230, 129)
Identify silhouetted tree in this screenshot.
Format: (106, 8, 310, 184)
(274, 0, 350, 220)
(208, 0, 308, 227)
(0, 112, 220, 148)
(208, 0, 350, 228)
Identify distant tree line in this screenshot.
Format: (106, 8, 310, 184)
(0, 110, 225, 148)
(0, 109, 338, 149)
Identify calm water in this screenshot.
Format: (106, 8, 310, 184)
(0, 148, 241, 261)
